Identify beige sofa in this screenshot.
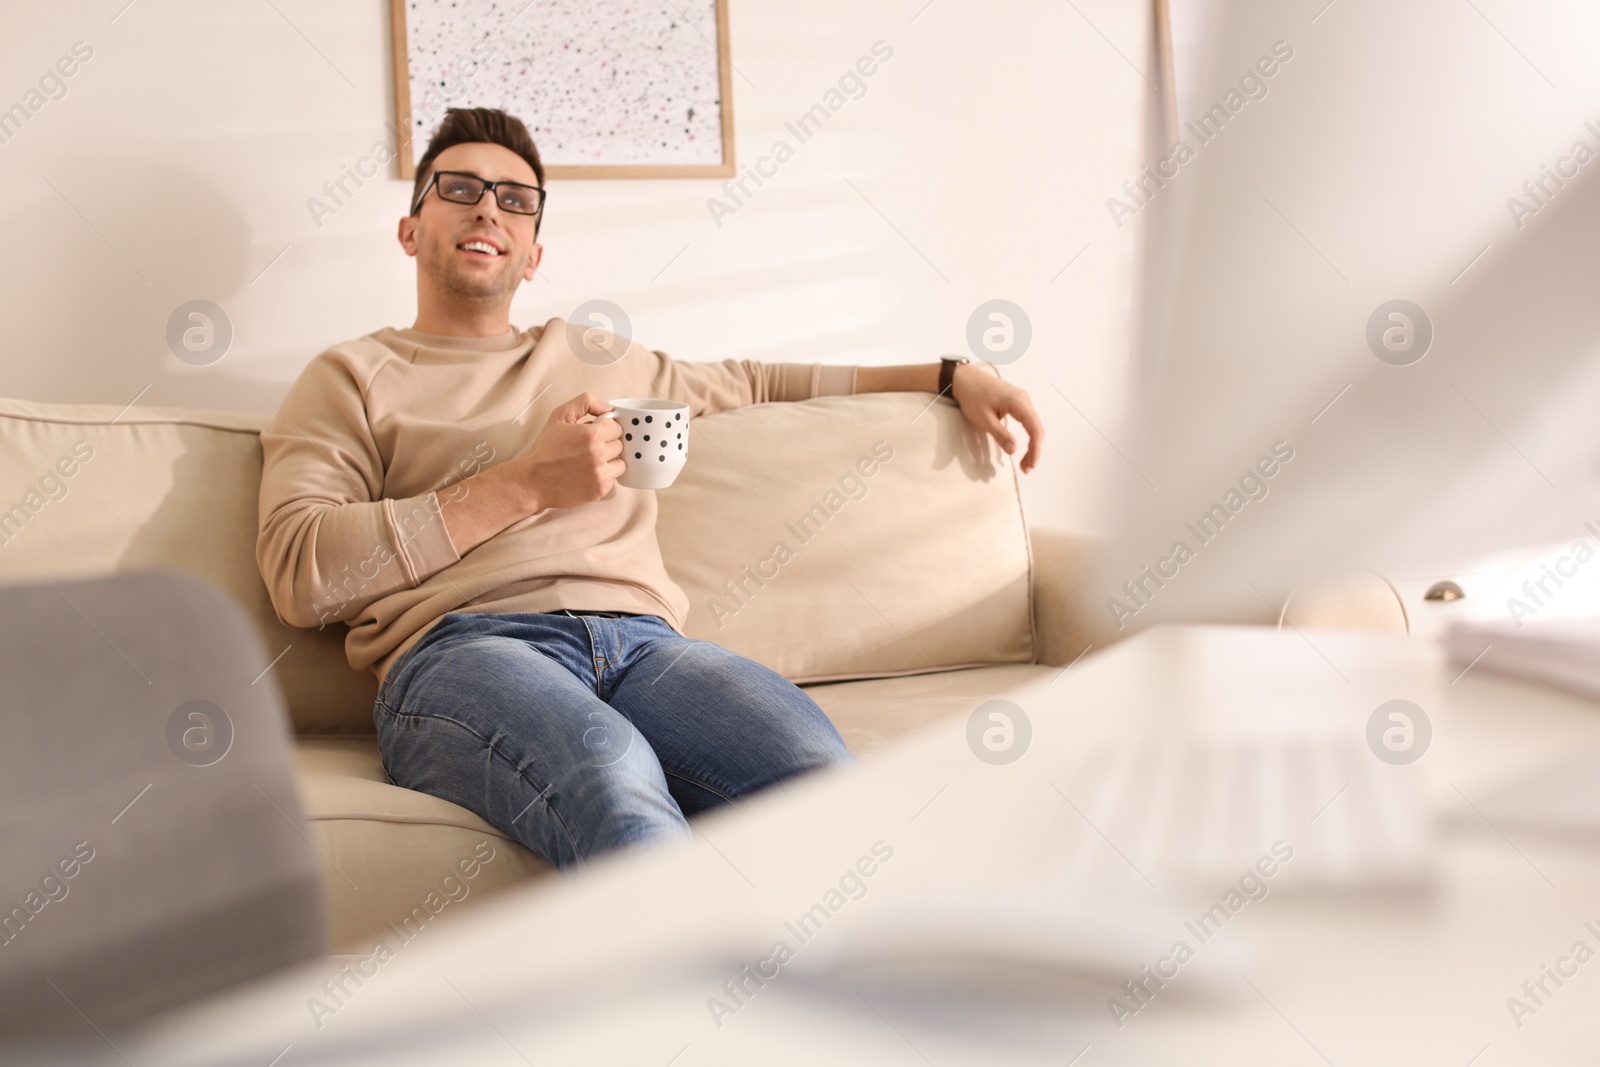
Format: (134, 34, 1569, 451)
(0, 389, 1126, 950)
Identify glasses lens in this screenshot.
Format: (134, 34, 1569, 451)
(495, 184, 541, 215)
(437, 173, 486, 204)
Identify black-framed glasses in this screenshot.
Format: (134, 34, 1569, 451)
(411, 170, 546, 217)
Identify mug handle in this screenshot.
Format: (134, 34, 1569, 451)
(595, 412, 617, 421)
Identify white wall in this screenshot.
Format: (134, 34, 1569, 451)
(0, 0, 1150, 533)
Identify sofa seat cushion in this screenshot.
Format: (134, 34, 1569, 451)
(296, 737, 518, 830)
(805, 663, 1060, 754)
(292, 738, 551, 950)
(292, 663, 1056, 947)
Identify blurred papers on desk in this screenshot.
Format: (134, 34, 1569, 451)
(1446, 618, 1600, 702)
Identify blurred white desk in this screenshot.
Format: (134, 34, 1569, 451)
(122, 626, 1600, 1066)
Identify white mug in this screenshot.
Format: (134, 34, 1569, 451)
(597, 398, 691, 489)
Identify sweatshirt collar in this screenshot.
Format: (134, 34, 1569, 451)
(390, 325, 526, 354)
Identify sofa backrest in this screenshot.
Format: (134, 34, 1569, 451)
(0, 392, 1034, 734)
(0, 397, 375, 734)
(656, 392, 1035, 681)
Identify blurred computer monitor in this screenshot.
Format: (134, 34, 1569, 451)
(1085, 0, 1600, 633)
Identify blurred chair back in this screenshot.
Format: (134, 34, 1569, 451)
(0, 570, 327, 1040)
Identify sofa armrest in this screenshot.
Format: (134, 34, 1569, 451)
(1025, 527, 1408, 665)
(1029, 526, 1109, 667)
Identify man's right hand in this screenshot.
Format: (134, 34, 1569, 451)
(512, 392, 627, 511)
(440, 392, 626, 558)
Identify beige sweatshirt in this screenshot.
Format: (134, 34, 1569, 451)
(256, 319, 858, 686)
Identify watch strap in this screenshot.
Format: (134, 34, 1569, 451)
(938, 356, 969, 397)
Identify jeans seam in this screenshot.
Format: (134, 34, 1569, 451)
(604, 617, 630, 700)
(579, 614, 609, 696)
(662, 766, 737, 804)
(379, 708, 582, 861)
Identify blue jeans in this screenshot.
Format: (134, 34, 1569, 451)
(373, 611, 855, 868)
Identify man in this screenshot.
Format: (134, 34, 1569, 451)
(257, 108, 1043, 869)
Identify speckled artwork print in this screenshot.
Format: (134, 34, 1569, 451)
(405, 0, 725, 168)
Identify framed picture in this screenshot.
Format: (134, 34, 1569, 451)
(388, 0, 736, 180)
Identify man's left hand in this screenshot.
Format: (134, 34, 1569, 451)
(950, 363, 1044, 473)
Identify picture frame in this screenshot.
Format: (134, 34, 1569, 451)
(1153, 0, 1178, 149)
(388, 0, 736, 181)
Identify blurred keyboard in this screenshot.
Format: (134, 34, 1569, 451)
(1049, 735, 1433, 893)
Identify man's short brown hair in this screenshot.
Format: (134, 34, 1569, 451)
(411, 108, 545, 231)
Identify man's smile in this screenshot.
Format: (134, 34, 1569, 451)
(456, 233, 506, 259)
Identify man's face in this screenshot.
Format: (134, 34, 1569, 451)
(398, 142, 543, 304)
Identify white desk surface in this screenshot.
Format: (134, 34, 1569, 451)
(124, 625, 1600, 1066)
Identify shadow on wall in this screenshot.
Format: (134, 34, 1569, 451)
(0, 155, 251, 406)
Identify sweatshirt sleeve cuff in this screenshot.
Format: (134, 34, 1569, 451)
(383, 491, 461, 586)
